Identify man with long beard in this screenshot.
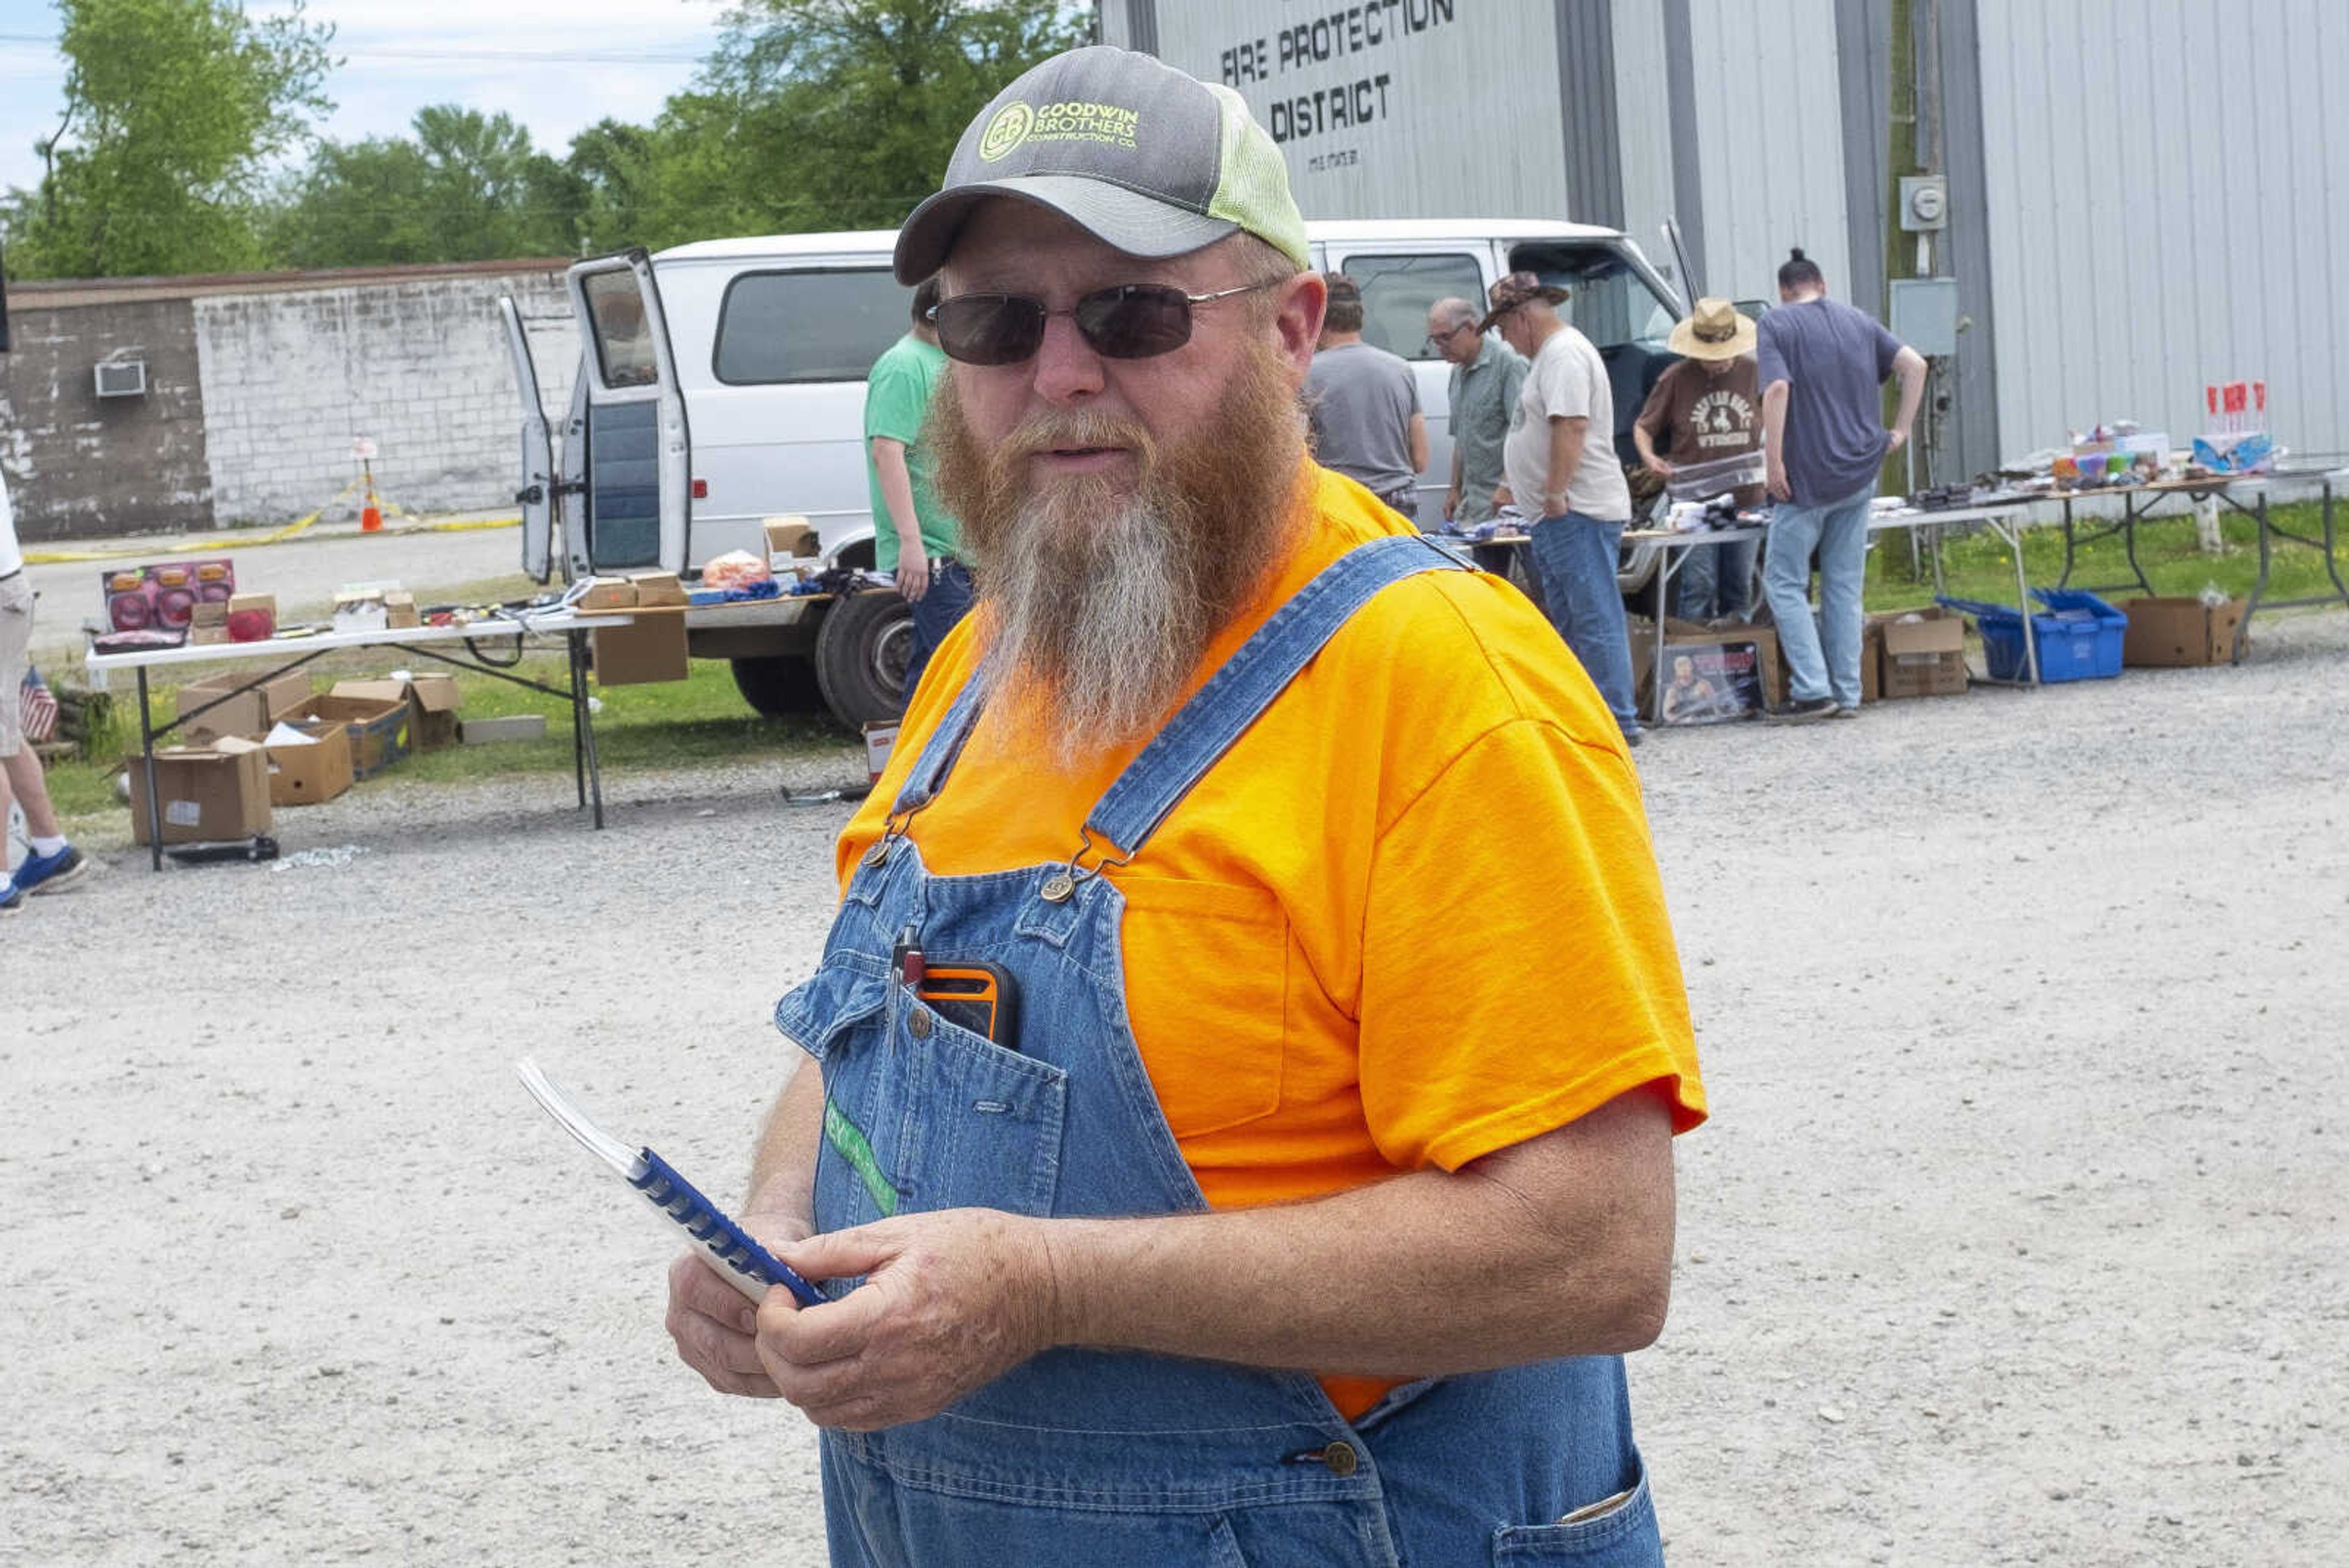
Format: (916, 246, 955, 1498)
(665, 45, 1705, 1568)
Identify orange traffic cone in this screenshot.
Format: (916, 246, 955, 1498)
(360, 459, 383, 533)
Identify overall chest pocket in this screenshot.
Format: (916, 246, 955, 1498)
(892, 1006, 1067, 1219)
(1115, 877, 1288, 1141)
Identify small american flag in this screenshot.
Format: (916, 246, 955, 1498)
(19, 668, 59, 746)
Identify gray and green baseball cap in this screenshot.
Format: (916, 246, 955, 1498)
(892, 45, 1309, 285)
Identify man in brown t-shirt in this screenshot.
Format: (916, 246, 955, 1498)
(1635, 298, 1763, 620)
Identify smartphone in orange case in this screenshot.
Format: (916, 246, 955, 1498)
(915, 961, 1021, 1050)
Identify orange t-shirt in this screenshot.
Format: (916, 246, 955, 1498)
(836, 464, 1705, 1417)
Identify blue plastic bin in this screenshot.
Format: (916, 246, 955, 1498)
(1936, 590, 2128, 683)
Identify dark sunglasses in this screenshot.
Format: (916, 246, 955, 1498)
(927, 280, 1280, 366)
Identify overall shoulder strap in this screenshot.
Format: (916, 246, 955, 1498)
(1084, 533, 1469, 860)
(888, 674, 987, 817)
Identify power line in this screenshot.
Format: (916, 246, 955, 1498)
(0, 32, 709, 65)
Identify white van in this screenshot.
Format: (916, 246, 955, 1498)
(500, 219, 1688, 729)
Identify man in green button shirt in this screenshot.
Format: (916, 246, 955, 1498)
(1427, 295, 1527, 570)
(866, 277, 973, 699)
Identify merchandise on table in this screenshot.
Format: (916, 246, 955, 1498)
(102, 559, 234, 633)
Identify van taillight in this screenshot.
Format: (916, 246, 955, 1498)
(691, 478, 708, 500)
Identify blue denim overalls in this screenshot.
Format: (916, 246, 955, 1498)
(774, 535, 1664, 1567)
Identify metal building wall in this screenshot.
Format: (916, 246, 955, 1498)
(1682, 0, 1854, 305)
(1612, 0, 1682, 294)
(1111, 0, 1573, 223)
(1975, 0, 2349, 460)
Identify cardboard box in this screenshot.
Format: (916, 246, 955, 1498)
(331, 675, 462, 751)
(290, 693, 409, 778)
(863, 721, 900, 782)
(189, 624, 232, 646)
(264, 720, 354, 806)
(1875, 606, 1969, 699)
(384, 590, 420, 630)
(1630, 617, 1783, 724)
(628, 570, 688, 607)
(592, 612, 689, 686)
(763, 517, 820, 561)
(576, 576, 639, 610)
(190, 601, 228, 628)
(460, 713, 549, 745)
(127, 737, 272, 845)
(174, 668, 313, 741)
(2122, 596, 2244, 666)
(332, 591, 388, 633)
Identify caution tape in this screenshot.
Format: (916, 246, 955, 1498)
(23, 478, 518, 563)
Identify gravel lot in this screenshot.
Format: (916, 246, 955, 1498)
(4, 610, 2343, 1566)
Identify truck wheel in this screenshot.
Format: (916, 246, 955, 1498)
(729, 655, 823, 718)
(814, 591, 914, 729)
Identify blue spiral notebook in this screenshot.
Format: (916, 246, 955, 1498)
(515, 1058, 825, 1309)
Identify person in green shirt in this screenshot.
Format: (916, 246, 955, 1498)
(865, 277, 973, 699)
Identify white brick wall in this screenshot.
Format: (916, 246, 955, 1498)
(193, 273, 582, 526)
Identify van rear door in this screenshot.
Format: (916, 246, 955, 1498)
(497, 295, 557, 584)
(566, 251, 691, 574)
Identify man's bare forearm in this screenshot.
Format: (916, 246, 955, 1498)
(744, 1062, 826, 1224)
(1040, 1090, 1674, 1378)
(1890, 348, 1927, 440)
(1543, 415, 1589, 515)
(870, 437, 924, 552)
(1762, 382, 1789, 466)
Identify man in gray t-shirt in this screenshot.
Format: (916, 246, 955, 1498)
(1484, 270, 1641, 745)
(1305, 274, 1427, 516)
(1757, 247, 1926, 721)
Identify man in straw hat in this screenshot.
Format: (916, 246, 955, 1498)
(1486, 269, 1644, 746)
(1635, 297, 1765, 622)
(664, 42, 1702, 1568)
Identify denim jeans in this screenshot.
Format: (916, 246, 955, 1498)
(902, 559, 975, 702)
(1762, 485, 1874, 706)
(1672, 533, 1759, 622)
(1531, 513, 1642, 737)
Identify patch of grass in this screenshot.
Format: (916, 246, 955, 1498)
(1866, 498, 2342, 612)
(393, 656, 852, 784)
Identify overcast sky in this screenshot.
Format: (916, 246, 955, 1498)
(0, 0, 725, 199)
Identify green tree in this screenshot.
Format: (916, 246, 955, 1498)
(1, 0, 335, 278)
(273, 106, 574, 267)
(689, 0, 1089, 235)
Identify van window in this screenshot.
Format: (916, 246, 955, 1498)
(1506, 245, 1677, 352)
(1335, 253, 1484, 360)
(582, 269, 660, 390)
(714, 269, 913, 385)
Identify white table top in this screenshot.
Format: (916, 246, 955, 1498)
(83, 611, 629, 672)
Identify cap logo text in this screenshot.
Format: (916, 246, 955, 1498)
(978, 102, 1035, 162)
